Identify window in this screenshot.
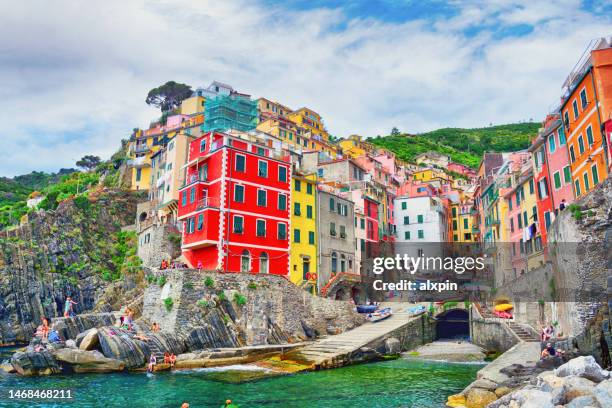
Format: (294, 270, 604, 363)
(278, 194, 287, 210)
(583, 172, 590, 192)
(544, 212, 552, 230)
(569, 146, 576, 163)
(592, 165, 599, 186)
(258, 160, 268, 177)
(580, 88, 588, 109)
(578, 136, 585, 154)
(360, 239, 365, 251)
(197, 214, 203, 230)
(453, 234, 458, 242)
(329, 197, 335, 211)
(294, 180, 301, 191)
(136, 168, 142, 182)
(572, 99, 579, 119)
(198, 164, 208, 181)
(586, 125, 594, 146)
(306, 183, 313, 195)
(528, 179, 534, 195)
(234, 184, 245, 202)
(200, 138, 207, 152)
(401, 202, 407, 210)
(233, 216, 244, 234)
(558, 127, 566, 145)
(403, 216, 409, 225)
(549, 135, 556, 153)
(452, 220, 458, 230)
(340, 225, 346, 239)
(308, 231, 315, 245)
(523, 211, 528, 227)
(330, 222, 336, 236)
(508, 198, 513, 211)
(532, 205, 538, 222)
(463, 218, 468, 229)
(360, 219, 365, 229)
(181, 191, 187, 206)
(404, 231, 410, 240)
(417, 230, 424, 239)
(538, 178, 549, 199)
(294, 229, 300, 243)
(553, 171, 561, 189)
(277, 223, 287, 240)
(575, 179, 581, 196)
(257, 189, 267, 206)
(510, 218, 514, 232)
(518, 214, 522, 229)
(294, 202, 301, 216)
(256, 219, 266, 237)
(464, 233, 471, 241)
(235, 154, 246, 172)
(278, 166, 287, 182)
(563, 111, 570, 127)
(563, 166, 571, 184)
(452, 207, 457, 217)
(417, 214, 423, 223)
(331, 252, 337, 273)
(189, 187, 196, 203)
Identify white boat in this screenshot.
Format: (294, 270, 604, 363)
(367, 307, 392, 322)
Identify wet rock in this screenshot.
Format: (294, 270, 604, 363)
(465, 388, 497, 408)
(11, 350, 60, 376)
(78, 328, 99, 351)
(52, 348, 124, 373)
(97, 327, 148, 369)
(554, 356, 610, 382)
(384, 338, 400, 355)
(594, 379, 612, 407)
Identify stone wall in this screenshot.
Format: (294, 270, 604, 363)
(141, 269, 364, 346)
(470, 307, 520, 352)
(135, 201, 181, 268)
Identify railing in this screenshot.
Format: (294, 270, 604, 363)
(127, 157, 150, 167)
(320, 273, 361, 297)
(130, 144, 151, 154)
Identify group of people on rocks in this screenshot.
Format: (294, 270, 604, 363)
(119, 307, 136, 331)
(147, 351, 177, 372)
(160, 259, 188, 270)
(540, 323, 561, 341)
(540, 322, 566, 360)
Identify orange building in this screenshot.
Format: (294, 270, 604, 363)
(561, 38, 612, 198)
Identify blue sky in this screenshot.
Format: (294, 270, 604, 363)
(0, 0, 610, 176)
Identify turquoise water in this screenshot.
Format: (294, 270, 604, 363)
(0, 355, 481, 408)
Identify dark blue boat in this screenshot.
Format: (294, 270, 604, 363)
(356, 304, 378, 314)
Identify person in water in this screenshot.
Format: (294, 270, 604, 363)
(223, 400, 238, 408)
(63, 296, 78, 318)
(180, 402, 189, 408)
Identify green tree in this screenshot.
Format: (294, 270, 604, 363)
(391, 127, 401, 136)
(145, 81, 193, 112)
(76, 155, 101, 171)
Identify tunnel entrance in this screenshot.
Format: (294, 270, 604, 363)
(436, 309, 470, 340)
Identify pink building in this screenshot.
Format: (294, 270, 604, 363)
(541, 114, 574, 214)
(447, 162, 477, 179)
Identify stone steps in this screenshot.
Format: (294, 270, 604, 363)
(506, 322, 540, 342)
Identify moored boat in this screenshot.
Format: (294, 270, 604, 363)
(366, 307, 392, 322)
(356, 305, 378, 314)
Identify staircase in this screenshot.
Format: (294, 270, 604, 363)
(506, 321, 540, 342)
(147, 341, 164, 361)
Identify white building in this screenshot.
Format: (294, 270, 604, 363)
(393, 195, 448, 261)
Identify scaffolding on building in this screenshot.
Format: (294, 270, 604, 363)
(203, 95, 258, 132)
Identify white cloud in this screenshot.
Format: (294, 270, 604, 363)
(0, 0, 610, 176)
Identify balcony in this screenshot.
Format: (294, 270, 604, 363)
(127, 157, 150, 168)
(130, 144, 151, 154)
(196, 197, 220, 210)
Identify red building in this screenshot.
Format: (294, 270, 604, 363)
(177, 132, 291, 275)
(364, 197, 379, 242)
(528, 130, 554, 245)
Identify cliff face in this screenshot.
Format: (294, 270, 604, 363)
(0, 190, 141, 344)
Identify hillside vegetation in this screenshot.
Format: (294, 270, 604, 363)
(370, 122, 540, 168)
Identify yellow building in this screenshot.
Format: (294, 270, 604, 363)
(257, 117, 339, 157)
(450, 202, 475, 242)
(412, 168, 449, 184)
(180, 95, 205, 115)
(257, 98, 292, 122)
(290, 173, 318, 292)
(128, 128, 162, 191)
(286, 107, 329, 141)
(339, 135, 367, 158)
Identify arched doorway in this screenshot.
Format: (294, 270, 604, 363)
(259, 252, 268, 274)
(436, 309, 470, 340)
(241, 250, 251, 273)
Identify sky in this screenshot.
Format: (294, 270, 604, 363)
(0, 0, 611, 177)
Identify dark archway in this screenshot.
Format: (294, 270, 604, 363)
(436, 309, 469, 340)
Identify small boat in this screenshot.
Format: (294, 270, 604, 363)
(367, 307, 392, 322)
(356, 304, 378, 314)
(406, 305, 426, 316)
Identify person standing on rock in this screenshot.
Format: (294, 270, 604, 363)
(63, 296, 78, 318)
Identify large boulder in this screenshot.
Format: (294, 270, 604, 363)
(594, 379, 612, 407)
(465, 388, 497, 408)
(78, 328, 99, 351)
(51, 313, 116, 340)
(565, 395, 597, 408)
(11, 350, 60, 376)
(52, 348, 124, 373)
(554, 356, 610, 382)
(97, 327, 148, 369)
(551, 376, 596, 405)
